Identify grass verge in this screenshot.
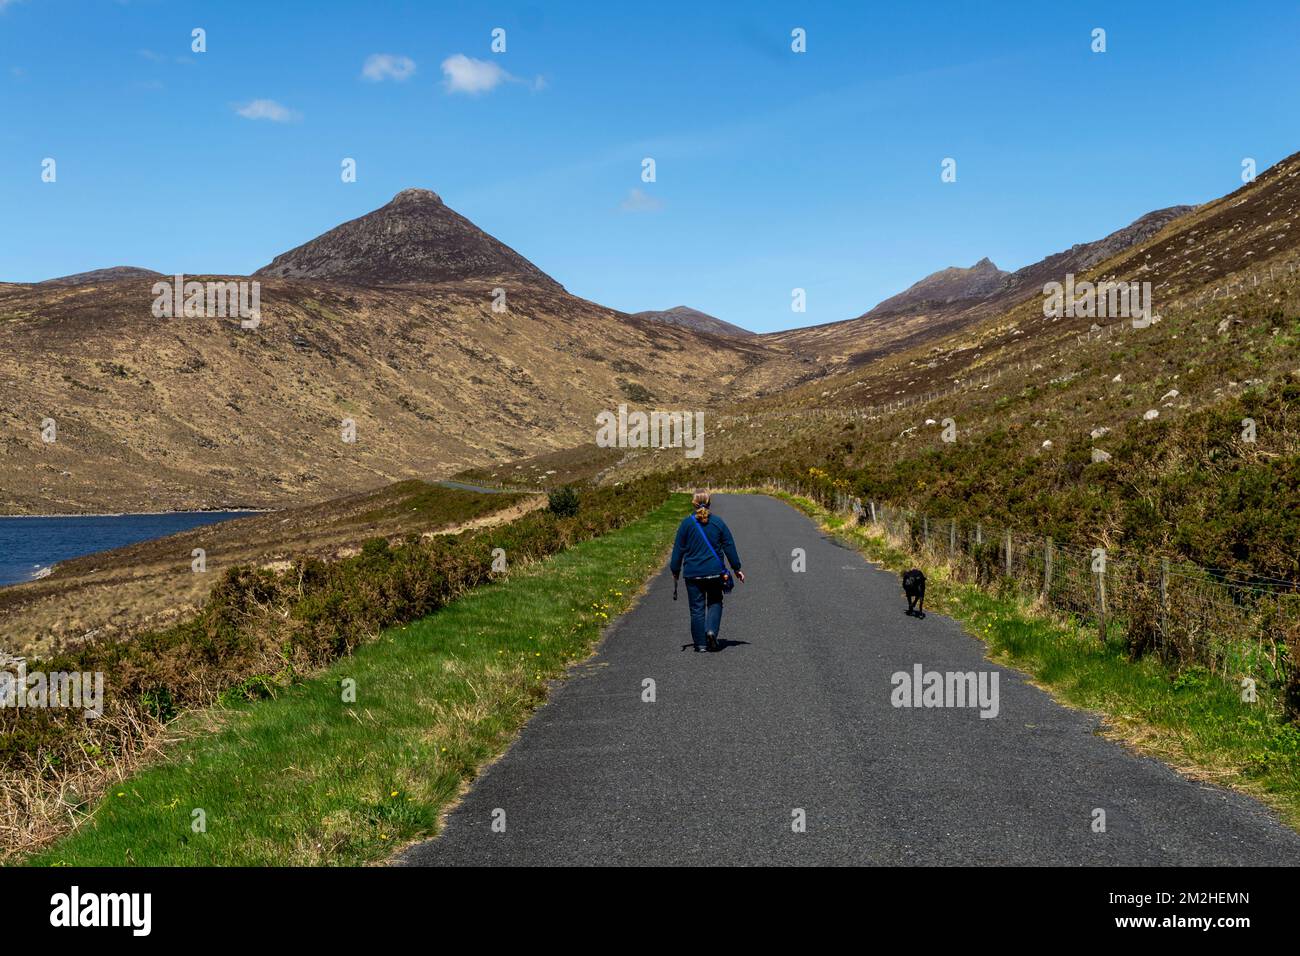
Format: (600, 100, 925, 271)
(765, 489, 1300, 833)
(25, 494, 688, 866)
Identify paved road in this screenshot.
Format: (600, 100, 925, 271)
(436, 480, 535, 495)
(398, 494, 1300, 866)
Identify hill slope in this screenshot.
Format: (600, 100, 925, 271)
(40, 266, 163, 286)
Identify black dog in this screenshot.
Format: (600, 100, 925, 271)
(902, 568, 926, 618)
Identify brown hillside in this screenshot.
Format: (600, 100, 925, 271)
(0, 275, 795, 513)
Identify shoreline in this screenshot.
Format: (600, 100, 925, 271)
(0, 508, 274, 519)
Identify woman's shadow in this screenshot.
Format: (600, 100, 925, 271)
(679, 639, 752, 652)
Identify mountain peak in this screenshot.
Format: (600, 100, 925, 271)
(254, 190, 561, 289)
(390, 187, 442, 206)
(865, 257, 1010, 316)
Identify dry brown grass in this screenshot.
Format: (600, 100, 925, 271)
(0, 702, 171, 858)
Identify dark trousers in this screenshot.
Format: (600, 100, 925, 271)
(685, 577, 724, 649)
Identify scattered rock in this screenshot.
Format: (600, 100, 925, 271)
(1091, 448, 1112, 463)
(1143, 409, 1159, 420)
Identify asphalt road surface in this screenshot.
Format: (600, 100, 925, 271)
(398, 493, 1300, 866)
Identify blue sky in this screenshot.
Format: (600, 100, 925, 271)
(2, 0, 1299, 332)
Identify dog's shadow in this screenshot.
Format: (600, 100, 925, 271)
(904, 609, 927, 619)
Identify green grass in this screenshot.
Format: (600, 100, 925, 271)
(26, 494, 688, 866)
(772, 490, 1300, 832)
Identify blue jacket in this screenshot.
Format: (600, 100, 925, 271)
(670, 513, 742, 579)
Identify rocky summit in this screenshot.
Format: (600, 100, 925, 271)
(254, 189, 563, 289)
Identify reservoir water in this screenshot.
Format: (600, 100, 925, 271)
(0, 512, 256, 588)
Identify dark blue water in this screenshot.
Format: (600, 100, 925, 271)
(0, 512, 256, 588)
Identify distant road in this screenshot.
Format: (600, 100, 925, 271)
(436, 480, 536, 495)
(398, 493, 1300, 866)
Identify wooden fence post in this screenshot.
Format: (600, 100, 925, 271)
(1043, 537, 1053, 600)
(1160, 557, 1169, 645)
(1097, 558, 1108, 643)
(1005, 530, 1012, 575)
(950, 519, 956, 557)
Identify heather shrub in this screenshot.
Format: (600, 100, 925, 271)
(548, 484, 580, 517)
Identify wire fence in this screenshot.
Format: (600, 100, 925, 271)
(732, 478, 1299, 716)
(1171, 254, 1300, 309)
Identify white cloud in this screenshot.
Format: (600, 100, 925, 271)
(362, 53, 416, 82)
(440, 54, 510, 95)
(235, 99, 300, 122)
(619, 188, 664, 213)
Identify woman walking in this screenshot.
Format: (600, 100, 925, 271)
(670, 490, 745, 652)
